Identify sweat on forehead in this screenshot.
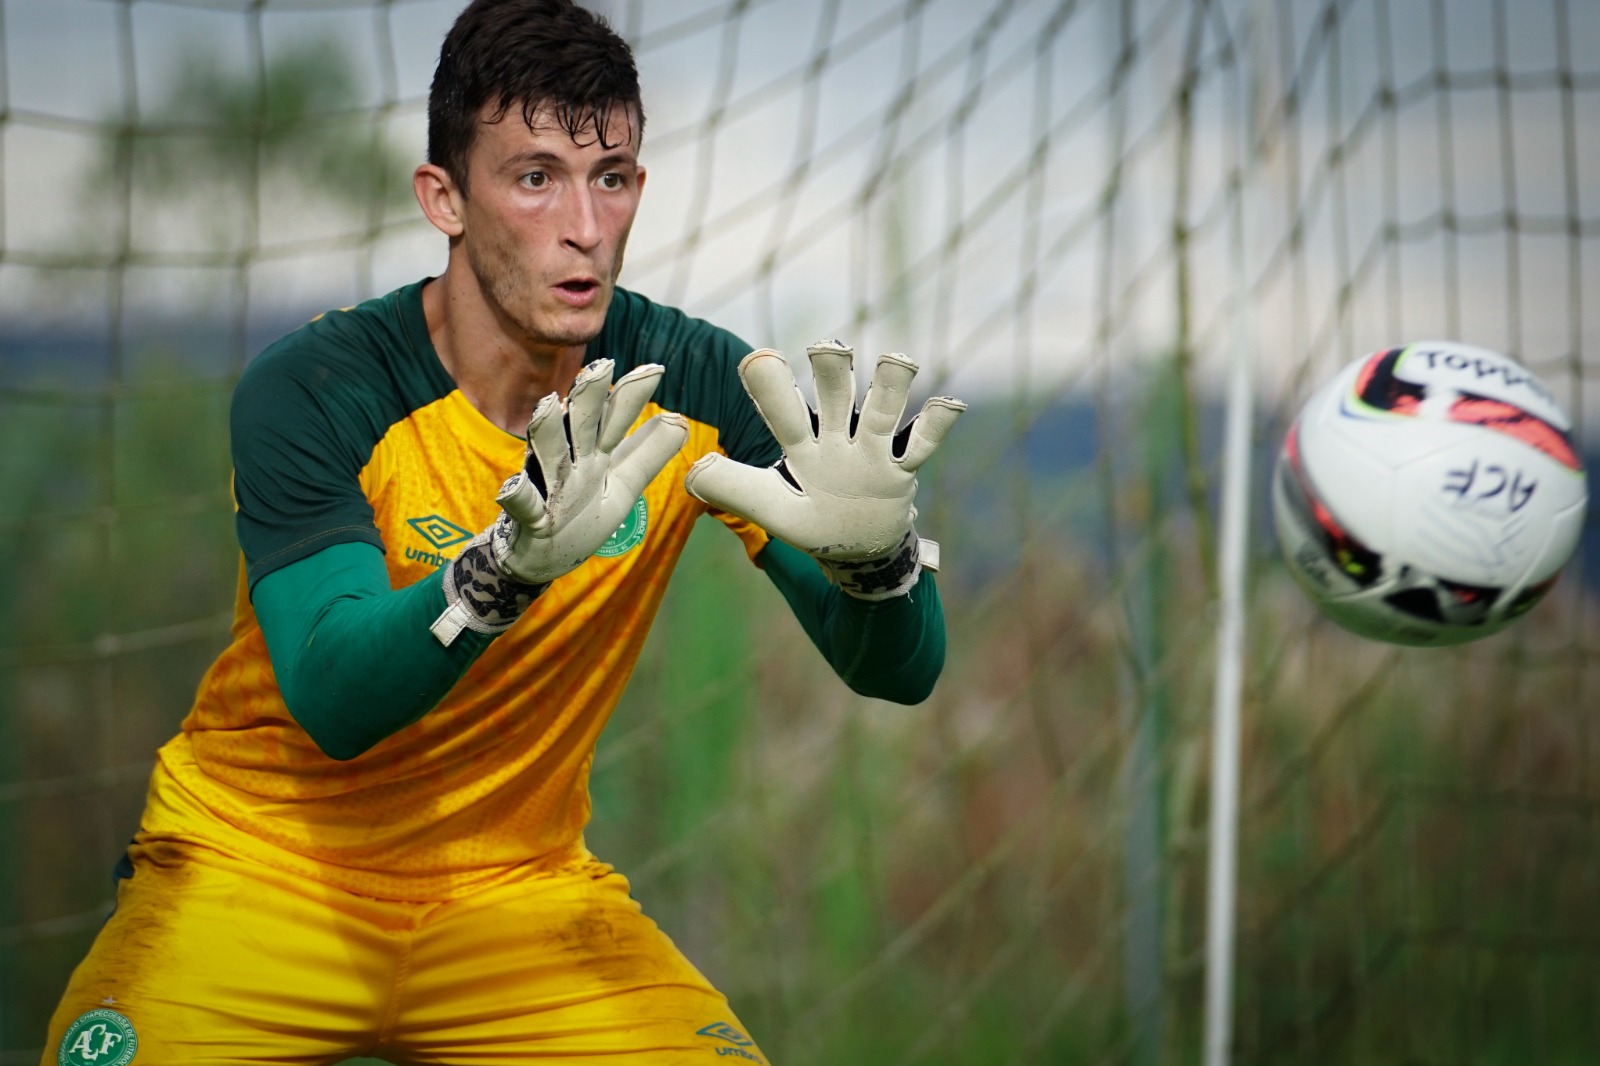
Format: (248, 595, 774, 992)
(483, 97, 641, 151)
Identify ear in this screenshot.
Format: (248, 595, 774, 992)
(635, 163, 647, 199)
(414, 163, 465, 238)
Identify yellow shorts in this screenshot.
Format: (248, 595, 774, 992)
(43, 840, 768, 1065)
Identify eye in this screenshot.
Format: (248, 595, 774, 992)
(520, 171, 549, 189)
(598, 172, 624, 191)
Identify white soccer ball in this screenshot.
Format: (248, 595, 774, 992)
(1271, 341, 1588, 646)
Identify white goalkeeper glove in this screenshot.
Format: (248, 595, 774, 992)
(431, 358, 688, 645)
(683, 340, 965, 600)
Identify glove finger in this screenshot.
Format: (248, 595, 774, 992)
(495, 470, 549, 531)
(807, 339, 856, 437)
(599, 363, 666, 454)
(684, 453, 811, 540)
(856, 352, 918, 450)
(739, 350, 813, 449)
(897, 396, 968, 472)
(606, 411, 689, 502)
(526, 392, 573, 487)
(565, 358, 614, 460)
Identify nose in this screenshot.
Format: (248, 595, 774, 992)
(562, 185, 602, 253)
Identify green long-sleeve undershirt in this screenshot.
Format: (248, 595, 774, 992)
(252, 535, 945, 761)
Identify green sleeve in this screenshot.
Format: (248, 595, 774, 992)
(757, 538, 945, 704)
(252, 541, 494, 760)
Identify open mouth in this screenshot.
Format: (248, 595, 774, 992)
(557, 279, 599, 295)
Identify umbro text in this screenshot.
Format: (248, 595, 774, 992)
(405, 546, 451, 568)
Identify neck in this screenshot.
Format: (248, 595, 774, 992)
(421, 270, 588, 436)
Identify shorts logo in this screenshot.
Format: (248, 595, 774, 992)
(58, 1008, 137, 1066)
(595, 497, 648, 558)
(697, 1021, 763, 1061)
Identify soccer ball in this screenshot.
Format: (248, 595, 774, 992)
(1271, 341, 1588, 646)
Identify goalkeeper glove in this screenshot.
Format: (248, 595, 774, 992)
(683, 340, 965, 600)
(431, 358, 688, 645)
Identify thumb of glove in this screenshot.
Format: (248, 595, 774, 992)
(496, 471, 550, 534)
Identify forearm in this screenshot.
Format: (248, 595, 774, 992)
(758, 538, 945, 704)
(253, 542, 493, 760)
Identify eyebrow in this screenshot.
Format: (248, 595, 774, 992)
(500, 149, 639, 171)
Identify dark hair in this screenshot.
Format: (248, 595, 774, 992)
(428, 0, 643, 187)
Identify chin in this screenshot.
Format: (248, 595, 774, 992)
(548, 295, 613, 346)
(501, 294, 604, 348)
(528, 312, 605, 348)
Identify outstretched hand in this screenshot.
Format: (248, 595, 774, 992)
(684, 340, 964, 599)
(492, 359, 687, 583)
(432, 359, 688, 644)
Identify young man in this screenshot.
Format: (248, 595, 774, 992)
(42, 1, 962, 1062)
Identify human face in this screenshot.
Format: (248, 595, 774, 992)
(456, 104, 645, 349)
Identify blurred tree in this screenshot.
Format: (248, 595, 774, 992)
(136, 39, 409, 205)
(82, 37, 412, 253)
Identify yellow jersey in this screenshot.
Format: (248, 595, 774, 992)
(140, 281, 777, 902)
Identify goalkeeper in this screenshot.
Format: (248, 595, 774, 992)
(41, 1, 962, 1063)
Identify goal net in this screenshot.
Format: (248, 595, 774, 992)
(1, 0, 1595, 1062)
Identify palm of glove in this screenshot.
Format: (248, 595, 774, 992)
(492, 358, 687, 585)
(684, 340, 964, 563)
(431, 358, 687, 646)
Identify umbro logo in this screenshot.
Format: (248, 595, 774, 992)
(697, 1022, 762, 1061)
(407, 515, 473, 550)
(697, 1023, 753, 1047)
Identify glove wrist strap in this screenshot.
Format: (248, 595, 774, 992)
(818, 529, 938, 601)
(430, 532, 549, 646)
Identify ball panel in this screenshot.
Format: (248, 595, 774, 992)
(1335, 575, 1515, 648)
(1272, 425, 1386, 595)
(1352, 346, 1425, 416)
(1445, 394, 1582, 471)
(1392, 428, 1583, 591)
(1310, 581, 1495, 647)
(1392, 436, 1555, 588)
(1295, 379, 1406, 551)
(1388, 341, 1573, 429)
